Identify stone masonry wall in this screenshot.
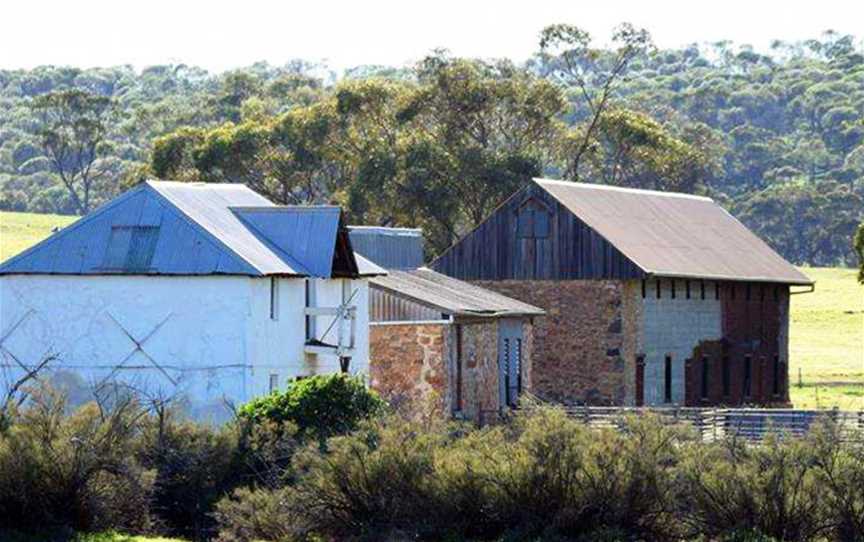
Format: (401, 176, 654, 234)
(474, 280, 627, 404)
(369, 323, 449, 416)
(457, 320, 499, 423)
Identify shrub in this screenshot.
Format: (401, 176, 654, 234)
(807, 422, 864, 541)
(213, 486, 305, 542)
(237, 374, 385, 443)
(287, 416, 445, 539)
(136, 409, 243, 540)
(0, 388, 154, 534)
(677, 433, 830, 541)
(437, 409, 685, 541)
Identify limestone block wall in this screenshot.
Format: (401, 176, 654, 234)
(638, 279, 723, 406)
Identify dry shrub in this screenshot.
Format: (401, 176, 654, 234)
(677, 432, 830, 541)
(213, 486, 305, 542)
(0, 387, 154, 534)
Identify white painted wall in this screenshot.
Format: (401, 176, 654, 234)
(639, 279, 722, 405)
(0, 274, 370, 421)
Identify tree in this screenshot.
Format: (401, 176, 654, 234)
(538, 22, 653, 180)
(855, 221, 864, 283)
(28, 89, 114, 214)
(572, 109, 717, 193)
(734, 180, 864, 266)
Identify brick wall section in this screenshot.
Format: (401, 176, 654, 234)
(681, 283, 790, 406)
(474, 280, 627, 404)
(369, 323, 449, 416)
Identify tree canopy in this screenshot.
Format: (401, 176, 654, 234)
(1, 30, 862, 264)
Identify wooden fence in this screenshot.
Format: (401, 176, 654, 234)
(556, 406, 864, 442)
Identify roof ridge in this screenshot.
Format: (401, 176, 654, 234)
(145, 182, 270, 276)
(533, 178, 714, 202)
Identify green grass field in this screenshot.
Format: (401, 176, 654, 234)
(789, 266, 864, 409)
(1, 211, 862, 410)
(0, 210, 77, 262)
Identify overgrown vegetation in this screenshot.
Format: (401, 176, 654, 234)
(3, 382, 864, 542)
(0, 374, 384, 541)
(1, 31, 862, 263)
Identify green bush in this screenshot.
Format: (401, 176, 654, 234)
(237, 374, 385, 443)
(213, 486, 305, 542)
(0, 388, 154, 534)
(677, 433, 830, 541)
(136, 410, 243, 540)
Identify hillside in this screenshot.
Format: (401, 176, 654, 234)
(2, 210, 860, 409)
(1, 32, 862, 263)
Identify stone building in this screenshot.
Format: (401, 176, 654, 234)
(349, 227, 543, 422)
(431, 178, 813, 407)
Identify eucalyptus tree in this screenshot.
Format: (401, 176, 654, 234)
(28, 89, 115, 214)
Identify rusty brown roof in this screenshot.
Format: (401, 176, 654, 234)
(535, 178, 813, 285)
(370, 268, 544, 317)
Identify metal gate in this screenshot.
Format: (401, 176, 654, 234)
(498, 319, 523, 409)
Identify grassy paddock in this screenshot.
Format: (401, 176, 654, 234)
(1, 211, 862, 409)
(789, 266, 864, 409)
(0, 210, 77, 262)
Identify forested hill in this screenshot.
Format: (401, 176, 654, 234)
(1, 31, 862, 266)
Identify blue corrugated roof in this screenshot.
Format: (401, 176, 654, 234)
(0, 180, 386, 278)
(348, 226, 424, 270)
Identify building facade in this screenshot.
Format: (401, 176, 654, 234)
(349, 227, 543, 422)
(0, 181, 384, 421)
(433, 178, 812, 407)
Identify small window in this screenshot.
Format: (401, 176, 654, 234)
(304, 279, 315, 338)
(664, 355, 673, 403)
(670, 280, 676, 299)
(722, 356, 731, 397)
(516, 199, 551, 239)
(516, 338, 523, 395)
(743, 355, 752, 397)
(641, 280, 646, 298)
(701, 356, 709, 400)
(760, 285, 766, 302)
(774, 285, 780, 301)
(772, 355, 781, 396)
(269, 374, 278, 393)
(685, 280, 691, 299)
(714, 282, 720, 300)
(656, 280, 662, 299)
(270, 278, 279, 320)
(730, 284, 735, 300)
(746, 284, 752, 301)
(102, 226, 160, 271)
(700, 281, 706, 300)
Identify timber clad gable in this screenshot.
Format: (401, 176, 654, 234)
(432, 183, 644, 281)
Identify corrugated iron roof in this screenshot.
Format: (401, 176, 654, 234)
(370, 268, 544, 317)
(535, 178, 813, 285)
(0, 180, 386, 278)
(347, 226, 424, 270)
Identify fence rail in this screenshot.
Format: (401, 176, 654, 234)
(553, 406, 864, 442)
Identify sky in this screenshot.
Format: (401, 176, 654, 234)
(2, 0, 862, 73)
